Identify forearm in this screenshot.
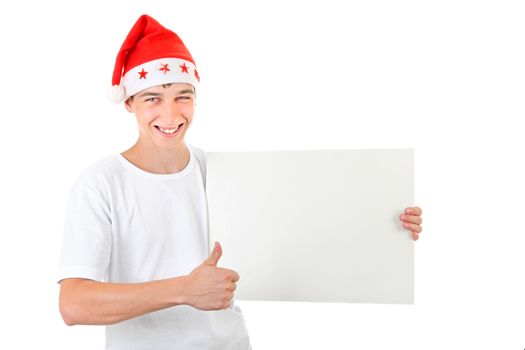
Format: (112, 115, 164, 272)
(59, 276, 189, 326)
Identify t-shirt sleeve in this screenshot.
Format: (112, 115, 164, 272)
(57, 173, 112, 283)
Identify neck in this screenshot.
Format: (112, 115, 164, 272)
(121, 140, 190, 174)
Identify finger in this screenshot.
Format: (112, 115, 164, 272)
(220, 268, 240, 282)
(231, 282, 237, 292)
(403, 222, 422, 233)
(231, 270, 240, 283)
(400, 214, 422, 225)
(204, 241, 222, 266)
(405, 206, 422, 216)
(412, 231, 419, 241)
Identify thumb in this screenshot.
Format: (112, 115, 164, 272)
(204, 241, 222, 266)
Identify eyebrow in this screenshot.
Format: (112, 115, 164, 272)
(136, 89, 195, 99)
(177, 89, 195, 95)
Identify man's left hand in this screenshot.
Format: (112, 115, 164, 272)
(400, 206, 423, 241)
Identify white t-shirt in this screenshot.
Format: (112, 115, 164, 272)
(58, 144, 251, 350)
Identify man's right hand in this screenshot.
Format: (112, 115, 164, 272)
(181, 241, 239, 311)
(59, 241, 239, 325)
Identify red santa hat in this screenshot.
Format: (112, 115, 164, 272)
(107, 14, 200, 103)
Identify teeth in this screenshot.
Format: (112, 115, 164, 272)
(158, 125, 180, 134)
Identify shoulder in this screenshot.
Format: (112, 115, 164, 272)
(188, 144, 207, 162)
(188, 143, 207, 169)
(71, 155, 121, 196)
(188, 144, 208, 187)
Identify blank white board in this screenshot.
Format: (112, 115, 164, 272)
(206, 149, 414, 304)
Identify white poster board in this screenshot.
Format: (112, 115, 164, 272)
(206, 149, 414, 304)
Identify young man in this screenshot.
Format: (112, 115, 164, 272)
(58, 14, 423, 350)
(58, 15, 250, 349)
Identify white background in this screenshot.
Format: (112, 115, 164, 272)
(0, 0, 523, 349)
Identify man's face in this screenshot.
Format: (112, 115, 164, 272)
(125, 83, 195, 150)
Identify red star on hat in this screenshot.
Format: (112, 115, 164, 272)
(138, 68, 148, 79)
(159, 63, 170, 74)
(194, 69, 200, 82)
(180, 63, 189, 73)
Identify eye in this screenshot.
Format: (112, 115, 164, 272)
(145, 97, 160, 103)
(176, 95, 193, 101)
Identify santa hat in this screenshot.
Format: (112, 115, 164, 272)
(107, 14, 200, 103)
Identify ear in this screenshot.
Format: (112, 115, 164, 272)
(124, 98, 134, 113)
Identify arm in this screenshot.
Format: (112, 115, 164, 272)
(59, 242, 238, 326)
(59, 276, 187, 326)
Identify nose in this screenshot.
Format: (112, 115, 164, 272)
(164, 100, 183, 123)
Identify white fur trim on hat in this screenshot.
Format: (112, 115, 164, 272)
(106, 84, 127, 104)
(122, 57, 199, 98)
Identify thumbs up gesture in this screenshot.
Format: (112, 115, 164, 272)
(181, 242, 240, 311)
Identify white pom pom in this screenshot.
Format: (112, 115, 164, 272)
(106, 84, 127, 103)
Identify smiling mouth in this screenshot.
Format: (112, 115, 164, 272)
(155, 123, 184, 135)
